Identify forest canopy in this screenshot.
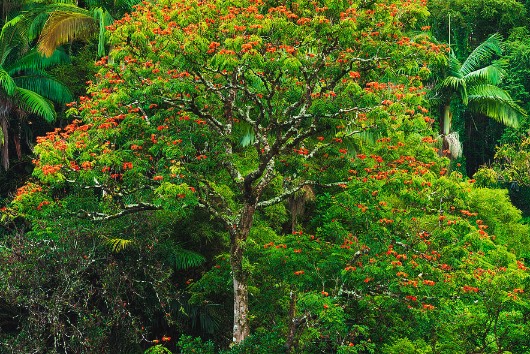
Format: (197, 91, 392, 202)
(1, 0, 530, 353)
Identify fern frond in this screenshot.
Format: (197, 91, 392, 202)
(159, 242, 206, 270)
(104, 237, 134, 253)
(173, 248, 206, 270)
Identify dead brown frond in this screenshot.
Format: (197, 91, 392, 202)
(38, 11, 96, 57)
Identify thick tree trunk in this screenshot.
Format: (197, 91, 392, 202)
(230, 202, 256, 343)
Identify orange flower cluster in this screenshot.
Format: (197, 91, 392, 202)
(462, 285, 479, 293)
(41, 164, 62, 175)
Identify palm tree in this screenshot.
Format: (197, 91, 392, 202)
(0, 18, 72, 170)
(35, 0, 140, 57)
(436, 33, 526, 158)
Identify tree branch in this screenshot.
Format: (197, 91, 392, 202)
(77, 202, 161, 221)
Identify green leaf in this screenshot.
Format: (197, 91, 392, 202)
(14, 73, 73, 104)
(6, 48, 71, 73)
(160, 242, 206, 270)
(0, 68, 16, 96)
(14, 87, 56, 122)
(92, 7, 114, 56)
(460, 33, 503, 76)
(104, 237, 134, 253)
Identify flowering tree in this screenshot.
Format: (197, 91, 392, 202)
(16, 0, 451, 344)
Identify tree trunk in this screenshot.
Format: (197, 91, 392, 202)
(0, 114, 9, 170)
(230, 202, 256, 343)
(284, 289, 297, 353)
(442, 104, 452, 136)
(441, 104, 452, 156)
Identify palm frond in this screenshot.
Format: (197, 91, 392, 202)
(14, 87, 56, 122)
(14, 73, 73, 104)
(104, 237, 134, 253)
(447, 52, 463, 78)
(467, 84, 526, 128)
(460, 33, 503, 76)
(38, 11, 97, 57)
(92, 7, 114, 56)
(464, 62, 505, 86)
(0, 16, 27, 63)
(28, 11, 53, 42)
(0, 68, 17, 96)
(6, 48, 70, 73)
(439, 76, 467, 103)
(0, 15, 26, 42)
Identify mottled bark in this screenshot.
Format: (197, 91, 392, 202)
(230, 202, 256, 343)
(284, 290, 297, 353)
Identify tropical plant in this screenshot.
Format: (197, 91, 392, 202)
(435, 33, 525, 158)
(13, 0, 444, 344)
(35, 0, 141, 57)
(0, 18, 72, 170)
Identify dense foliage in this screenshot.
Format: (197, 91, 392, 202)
(1, 0, 530, 353)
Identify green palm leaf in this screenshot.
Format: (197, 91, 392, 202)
(92, 7, 114, 56)
(447, 53, 463, 78)
(467, 84, 525, 128)
(15, 76, 72, 104)
(460, 33, 503, 76)
(27, 11, 51, 41)
(439, 76, 467, 103)
(14, 73, 73, 103)
(0, 68, 16, 96)
(6, 48, 70, 73)
(14, 87, 56, 122)
(464, 63, 504, 87)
